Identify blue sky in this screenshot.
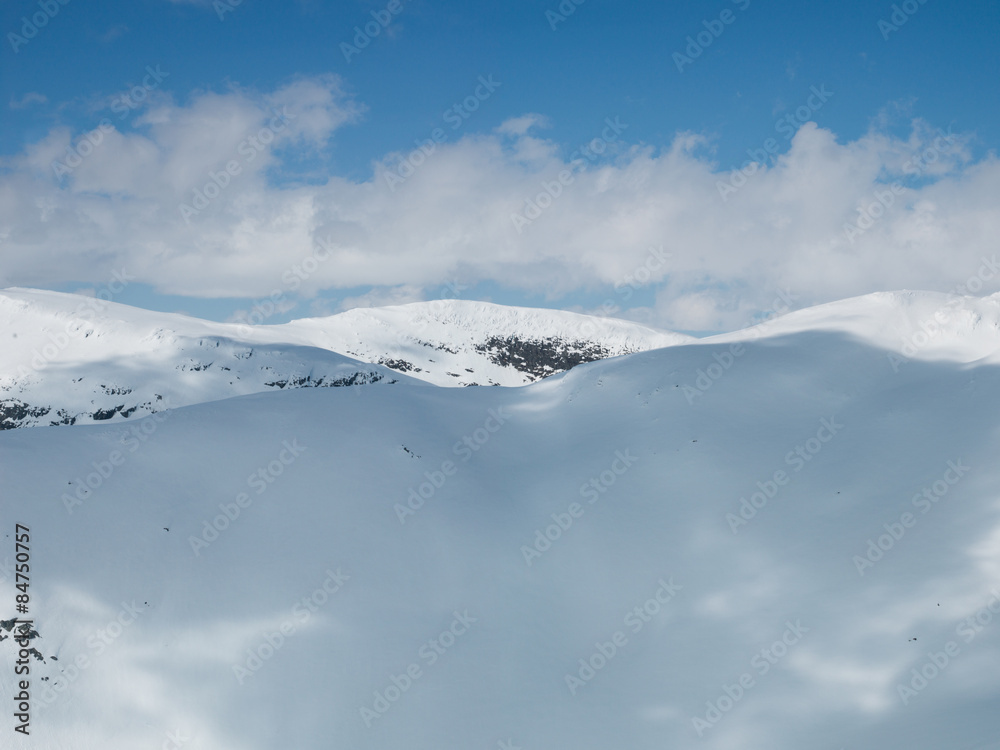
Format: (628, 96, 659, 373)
(2, 0, 999, 333)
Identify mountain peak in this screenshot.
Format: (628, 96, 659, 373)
(279, 299, 692, 387)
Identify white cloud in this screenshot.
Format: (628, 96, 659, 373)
(0, 74, 997, 332)
(227, 295, 297, 324)
(333, 285, 427, 313)
(9, 92, 47, 110)
(496, 113, 550, 136)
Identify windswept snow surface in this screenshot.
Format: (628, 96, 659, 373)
(1, 291, 1000, 749)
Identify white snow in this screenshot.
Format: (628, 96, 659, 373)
(0, 288, 413, 429)
(0, 290, 690, 428)
(706, 290, 1000, 366)
(272, 299, 693, 386)
(1, 289, 999, 749)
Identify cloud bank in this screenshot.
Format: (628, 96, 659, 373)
(1, 74, 997, 331)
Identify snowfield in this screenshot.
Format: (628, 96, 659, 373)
(1, 290, 1000, 749)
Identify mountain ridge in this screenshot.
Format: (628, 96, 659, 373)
(0, 289, 687, 429)
(3, 288, 1000, 431)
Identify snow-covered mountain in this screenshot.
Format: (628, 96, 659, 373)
(2, 289, 1000, 750)
(269, 299, 694, 387)
(0, 289, 689, 429)
(0, 289, 412, 431)
(708, 290, 1000, 366)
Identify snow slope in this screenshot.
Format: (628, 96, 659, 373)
(0, 289, 411, 430)
(2, 290, 1000, 749)
(708, 290, 1000, 366)
(272, 300, 694, 387)
(0, 290, 689, 428)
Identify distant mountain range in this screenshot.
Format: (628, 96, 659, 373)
(0, 290, 690, 429)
